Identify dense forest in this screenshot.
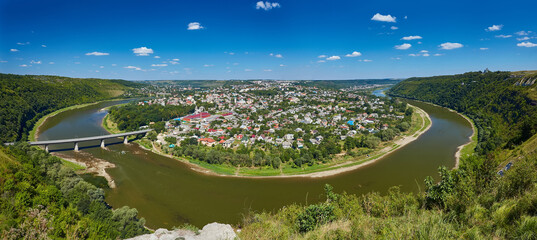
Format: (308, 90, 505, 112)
(0, 74, 142, 143)
(0, 144, 148, 239)
(238, 71, 537, 239)
(107, 103, 196, 132)
(389, 71, 537, 154)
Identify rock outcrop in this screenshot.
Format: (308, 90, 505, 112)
(128, 222, 237, 240)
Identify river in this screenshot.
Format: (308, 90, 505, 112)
(36, 99, 472, 229)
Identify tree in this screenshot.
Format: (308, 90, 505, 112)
(146, 131, 157, 141)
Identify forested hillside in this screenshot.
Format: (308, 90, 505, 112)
(239, 71, 537, 239)
(389, 71, 537, 154)
(0, 74, 142, 143)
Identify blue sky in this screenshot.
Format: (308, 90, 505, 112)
(1, 0, 536, 80)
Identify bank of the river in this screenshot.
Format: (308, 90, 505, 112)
(392, 99, 477, 168)
(454, 112, 477, 168)
(29, 102, 102, 142)
(32, 99, 133, 188)
(102, 103, 432, 178)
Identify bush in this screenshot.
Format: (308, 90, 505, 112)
(296, 203, 335, 233)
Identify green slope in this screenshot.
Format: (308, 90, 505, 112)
(238, 71, 537, 239)
(0, 73, 142, 143)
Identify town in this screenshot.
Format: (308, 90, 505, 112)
(107, 80, 415, 172)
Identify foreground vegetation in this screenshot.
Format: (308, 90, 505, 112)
(0, 144, 148, 239)
(239, 71, 537, 239)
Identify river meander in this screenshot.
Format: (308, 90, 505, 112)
(37, 99, 472, 229)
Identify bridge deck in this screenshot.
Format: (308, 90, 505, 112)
(29, 129, 152, 145)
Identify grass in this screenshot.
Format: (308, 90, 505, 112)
(459, 116, 478, 159)
(60, 159, 86, 171)
(102, 114, 123, 134)
(136, 139, 153, 150)
(186, 158, 237, 175)
(0, 148, 18, 170)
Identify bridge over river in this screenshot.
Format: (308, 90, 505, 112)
(6, 129, 152, 152)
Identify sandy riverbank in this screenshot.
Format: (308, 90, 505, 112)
(453, 112, 476, 169)
(52, 151, 117, 188)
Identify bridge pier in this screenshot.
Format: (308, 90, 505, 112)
(123, 136, 129, 144)
(74, 142, 79, 152)
(101, 139, 106, 148)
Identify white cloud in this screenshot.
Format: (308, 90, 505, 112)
(49, 62, 54, 64)
(495, 35, 512, 38)
(391, 26, 398, 30)
(517, 37, 530, 41)
(420, 50, 429, 53)
(439, 42, 463, 50)
(16, 42, 29, 45)
(517, 42, 537, 47)
(10, 49, 19, 52)
(408, 54, 418, 57)
(19, 64, 28, 67)
(244, 69, 253, 72)
(345, 51, 362, 57)
(371, 13, 396, 23)
(187, 22, 204, 30)
(30, 60, 41, 64)
(401, 35, 422, 40)
(362, 59, 373, 62)
(85, 51, 109, 56)
(264, 69, 272, 72)
(317, 60, 326, 63)
(256, 1, 280, 11)
(111, 64, 117, 66)
(395, 43, 412, 50)
(480, 48, 489, 50)
(203, 64, 214, 67)
(515, 31, 531, 36)
(326, 55, 341, 60)
(151, 64, 168, 67)
(391, 57, 401, 60)
(41, 45, 47, 47)
(132, 47, 154, 56)
(154, 56, 161, 59)
(172, 58, 179, 61)
(124, 66, 142, 70)
(269, 53, 283, 58)
(422, 53, 430, 57)
(318, 54, 327, 58)
(486, 24, 503, 32)
(100, 66, 104, 68)
(434, 53, 443, 56)
(279, 64, 285, 67)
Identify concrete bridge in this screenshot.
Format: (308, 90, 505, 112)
(27, 129, 152, 152)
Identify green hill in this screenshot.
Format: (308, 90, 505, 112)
(238, 71, 537, 239)
(0, 74, 142, 143)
